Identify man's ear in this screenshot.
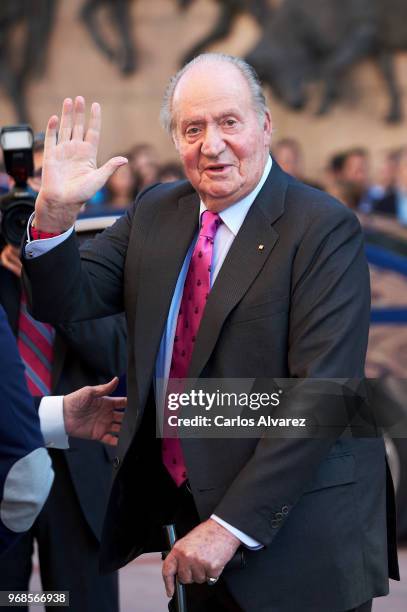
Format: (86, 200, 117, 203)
(263, 110, 272, 148)
(172, 130, 180, 152)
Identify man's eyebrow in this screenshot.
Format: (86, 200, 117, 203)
(181, 109, 242, 128)
(215, 109, 242, 119)
(181, 117, 205, 128)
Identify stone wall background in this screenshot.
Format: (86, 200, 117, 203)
(0, 0, 406, 182)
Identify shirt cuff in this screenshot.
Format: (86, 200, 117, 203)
(25, 213, 74, 259)
(38, 396, 69, 449)
(210, 514, 264, 550)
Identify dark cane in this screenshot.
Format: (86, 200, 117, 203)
(163, 524, 188, 612)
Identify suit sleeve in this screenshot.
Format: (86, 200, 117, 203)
(22, 201, 136, 324)
(214, 204, 371, 546)
(0, 306, 53, 554)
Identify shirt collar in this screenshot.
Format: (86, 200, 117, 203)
(199, 156, 272, 236)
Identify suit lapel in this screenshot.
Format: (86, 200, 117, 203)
(134, 162, 289, 392)
(133, 192, 200, 395)
(188, 161, 288, 379)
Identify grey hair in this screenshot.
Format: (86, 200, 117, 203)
(160, 53, 268, 136)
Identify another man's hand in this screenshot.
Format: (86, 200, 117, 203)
(0, 244, 22, 278)
(34, 96, 128, 233)
(63, 377, 126, 446)
(162, 518, 241, 598)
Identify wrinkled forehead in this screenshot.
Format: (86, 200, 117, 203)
(171, 61, 254, 128)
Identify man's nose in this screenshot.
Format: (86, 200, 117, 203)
(200, 125, 226, 157)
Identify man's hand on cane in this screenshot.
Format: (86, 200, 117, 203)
(162, 518, 240, 598)
(34, 96, 128, 233)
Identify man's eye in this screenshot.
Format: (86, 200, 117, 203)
(224, 119, 237, 127)
(186, 127, 200, 136)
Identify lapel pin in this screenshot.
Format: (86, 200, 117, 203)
(258, 244, 264, 250)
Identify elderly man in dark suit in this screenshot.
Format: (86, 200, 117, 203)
(22, 53, 398, 611)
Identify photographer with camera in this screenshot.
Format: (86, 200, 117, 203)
(0, 129, 126, 612)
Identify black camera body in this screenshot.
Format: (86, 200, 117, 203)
(0, 125, 35, 246)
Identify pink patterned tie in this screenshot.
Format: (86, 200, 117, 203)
(162, 210, 222, 486)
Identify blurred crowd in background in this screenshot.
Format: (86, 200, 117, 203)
(1, 136, 407, 226)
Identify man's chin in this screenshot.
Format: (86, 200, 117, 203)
(200, 191, 244, 212)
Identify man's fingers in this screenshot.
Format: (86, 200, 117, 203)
(101, 433, 119, 446)
(85, 102, 102, 148)
(162, 555, 178, 598)
(177, 565, 193, 585)
(89, 377, 119, 397)
(111, 397, 127, 411)
(57, 98, 74, 144)
(72, 96, 86, 141)
(190, 565, 207, 584)
(44, 115, 59, 155)
(95, 157, 128, 187)
(113, 408, 125, 420)
(0, 246, 22, 277)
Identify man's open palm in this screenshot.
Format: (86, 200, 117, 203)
(35, 96, 127, 232)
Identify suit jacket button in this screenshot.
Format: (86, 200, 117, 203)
(282, 505, 289, 515)
(113, 456, 121, 469)
(271, 519, 279, 528)
(275, 512, 283, 520)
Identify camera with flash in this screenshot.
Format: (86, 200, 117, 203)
(0, 125, 35, 246)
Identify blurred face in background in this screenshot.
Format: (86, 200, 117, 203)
(274, 142, 303, 179)
(396, 149, 407, 192)
(106, 163, 136, 207)
(129, 145, 159, 190)
(342, 152, 369, 191)
(374, 152, 399, 190)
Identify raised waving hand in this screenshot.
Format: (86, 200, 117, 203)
(34, 96, 127, 233)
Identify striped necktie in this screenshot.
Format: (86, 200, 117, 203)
(17, 293, 55, 396)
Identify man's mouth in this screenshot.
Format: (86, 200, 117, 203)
(203, 164, 231, 174)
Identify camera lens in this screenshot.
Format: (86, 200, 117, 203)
(0, 197, 35, 246)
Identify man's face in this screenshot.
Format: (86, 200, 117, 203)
(342, 154, 369, 189)
(171, 62, 272, 211)
(274, 144, 302, 178)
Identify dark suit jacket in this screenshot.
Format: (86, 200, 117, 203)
(0, 267, 127, 540)
(374, 190, 397, 216)
(23, 162, 398, 611)
(0, 305, 51, 554)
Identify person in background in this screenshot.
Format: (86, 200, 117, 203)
(273, 137, 304, 179)
(374, 146, 407, 225)
(370, 149, 401, 203)
(157, 161, 185, 183)
(104, 153, 137, 210)
(0, 135, 126, 612)
(273, 138, 322, 188)
(325, 148, 372, 210)
(128, 143, 159, 193)
(0, 303, 125, 556)
(341, 148, 373, 212)
(324, 151, 348, 202)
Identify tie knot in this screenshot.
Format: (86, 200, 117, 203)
(200, 211, 222, 240)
